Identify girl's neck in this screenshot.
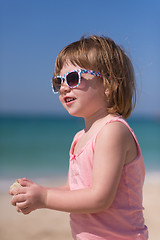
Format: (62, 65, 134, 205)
(84, 109, 114, 132)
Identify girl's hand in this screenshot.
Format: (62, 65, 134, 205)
(10, 178, 47, 215)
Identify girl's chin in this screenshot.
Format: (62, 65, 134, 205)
(65, 108, 83, 118)
(67, 111, 81, 118)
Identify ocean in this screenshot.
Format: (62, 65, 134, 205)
(0, 115, 160, 181)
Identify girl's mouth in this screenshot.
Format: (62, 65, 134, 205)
(65, 97, 76, 103)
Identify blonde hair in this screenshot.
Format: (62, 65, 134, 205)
(53, 35, 136, 119)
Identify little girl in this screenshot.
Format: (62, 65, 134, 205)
(10, 35, 148, 239)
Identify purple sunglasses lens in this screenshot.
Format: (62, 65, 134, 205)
(66, 72, 79, 87)
(53, 77, 61, 92)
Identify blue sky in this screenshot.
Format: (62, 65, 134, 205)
(0, 0, 160, 117)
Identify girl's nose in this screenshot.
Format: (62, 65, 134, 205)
(59, 81, 71, 93)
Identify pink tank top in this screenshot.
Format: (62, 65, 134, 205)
(69, 117, 148, 240)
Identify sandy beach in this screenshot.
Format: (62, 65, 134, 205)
(0, 174, 160, 240)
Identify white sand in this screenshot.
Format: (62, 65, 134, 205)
(0, 174, 159, 240)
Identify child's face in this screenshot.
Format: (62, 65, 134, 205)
(58, 63, 107, 119)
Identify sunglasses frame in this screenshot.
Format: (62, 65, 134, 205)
(52, 69, 101, 94)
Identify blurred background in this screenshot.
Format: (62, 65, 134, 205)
(0, 0, 160, 180)
(0, 1, 160, 240)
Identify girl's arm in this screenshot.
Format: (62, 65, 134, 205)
(11, 122, 133, 215)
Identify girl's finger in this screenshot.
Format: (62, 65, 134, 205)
(16, 186, 28, 195)
(16, 206, 22, 213)
(9, 190, 14, 196)
(19, 206, 32, 215)
(16, 201, 28, 210)
(11, 196, 16, 206)
(17, 178, 33, 187)
(11, 192, 26, 206)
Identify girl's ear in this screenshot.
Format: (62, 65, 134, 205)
(104, 88, 112, 107)
(104, 88, 110, 98)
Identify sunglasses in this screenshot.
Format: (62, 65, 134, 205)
(52, 69, 101, 93)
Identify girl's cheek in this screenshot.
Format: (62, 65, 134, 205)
(59, 95, 68, 110)
(78, 78, 87, 90)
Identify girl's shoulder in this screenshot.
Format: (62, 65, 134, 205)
(71, 129, 85, 148)
(101, 117, 138, 146)
(98, 119, 131, 144)
(73, 129, 85, 141)
(96, 117, 139, 165)
(94, 116, 131, 139)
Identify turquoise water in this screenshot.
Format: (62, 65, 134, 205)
(0, 115, 160, 179)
